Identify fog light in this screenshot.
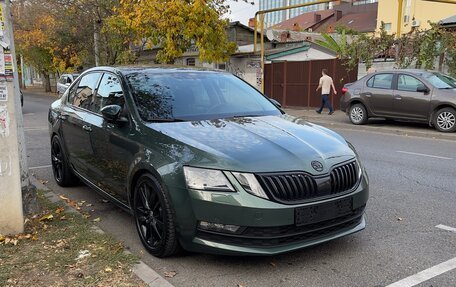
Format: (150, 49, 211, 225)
(198, 221, 241, 233)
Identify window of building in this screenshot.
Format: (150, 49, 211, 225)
(186, 58, 196, 66)
(382, 22, 392, 31)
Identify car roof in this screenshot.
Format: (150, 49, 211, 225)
(373, 69, 435, 77)
(82, 65, 228, 76)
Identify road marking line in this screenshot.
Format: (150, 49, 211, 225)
(29, 165, 52, 170)
(396, 151, 453, 160)
(386, 257, 456, 287)
(436, 224, 456, 233)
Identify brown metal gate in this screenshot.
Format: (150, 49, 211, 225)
(264, 59, 358, 109)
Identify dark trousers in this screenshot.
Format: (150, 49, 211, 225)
(317, 94, 333, 113)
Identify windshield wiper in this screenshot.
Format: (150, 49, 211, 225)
(440, 87, 455, 89)
(147, 118, 186, 122)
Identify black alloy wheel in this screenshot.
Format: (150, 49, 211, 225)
(51, 136, 78, 187)
(133, 174, 179, 257)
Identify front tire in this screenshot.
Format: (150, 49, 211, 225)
(349, 103, 368, 125)
(51, 136, 79, 187)
(433, 107, 456, 132)
(133, 174, 179, 257)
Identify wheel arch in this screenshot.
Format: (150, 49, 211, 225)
(429, 104, 456, 126)
(349, 99, 371, 117)
(127, 163, 163, 208)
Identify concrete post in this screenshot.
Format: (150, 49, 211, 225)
(0, 0, 26, 235)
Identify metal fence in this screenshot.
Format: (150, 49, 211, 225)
(264, 59, 358, 109)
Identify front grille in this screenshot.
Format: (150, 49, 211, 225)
(256, 172, 319, 202)
(196, 205, 365, 247)
(330, 161, 358, 194)
(256, 160, 360, 203)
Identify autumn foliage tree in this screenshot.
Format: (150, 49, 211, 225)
(106, 0, 238, 64)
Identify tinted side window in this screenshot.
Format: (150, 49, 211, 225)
(367, 74, 394, 89)
(92, 73, 124, 113)
(72, 73, 102, 110)
(398, 74, 424, 92)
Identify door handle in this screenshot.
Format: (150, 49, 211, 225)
(394, 95, 402, 100)
(82, 125, 92, 132)
(365, 93, 372, 98)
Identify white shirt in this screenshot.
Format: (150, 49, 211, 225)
(319, 75, 333, 95)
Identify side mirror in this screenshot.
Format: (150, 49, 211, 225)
(417, 85, 429, 94)
(269, 98, 282, 108)
(100, 105, 122, 122)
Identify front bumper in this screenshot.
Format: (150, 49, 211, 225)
(175, 174, 369, 256)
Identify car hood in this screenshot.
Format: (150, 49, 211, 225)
(147, 115, 355, 174)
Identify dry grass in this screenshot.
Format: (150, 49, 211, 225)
(0, 190, 146, 287)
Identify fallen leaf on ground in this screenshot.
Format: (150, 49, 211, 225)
(93, 217, 101, 223)
(75, 250, 91, 261)
(100, 199, 109, 203)
(164, 271, 177, 278)
(397, 217, 403, 221)
(104, 267, 112, 272)
(39, 214, 54, 222)
(86, 203, 93, 207)
(269, 262, 277, 267)
(55, 207, 65, 214)
(0, 235, 5, 242)
(39, 180, 48, 184)
(60, 216, 67, 221)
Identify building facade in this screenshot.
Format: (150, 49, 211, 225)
(377, 0, 456, 35)
(260, 0, 329, 27)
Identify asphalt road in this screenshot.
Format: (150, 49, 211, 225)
(22, 91, 456, 287)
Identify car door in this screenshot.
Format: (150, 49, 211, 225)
(392, 74, 431, 120)
(60, 72, 102, 179)
(83, 72, 136, 203)
(362, 73, 395, 116)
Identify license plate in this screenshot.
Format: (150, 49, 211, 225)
(295, 197, 353, 226)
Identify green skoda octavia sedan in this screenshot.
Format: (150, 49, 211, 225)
(48, 67, 369, 257)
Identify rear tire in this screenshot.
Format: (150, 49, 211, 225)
(51, 136, 79, 187)
(433, 107, 456, 132)
(133, 174, 179, 257)
(349, 103, 368, 125)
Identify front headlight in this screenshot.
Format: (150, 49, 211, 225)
(183, 166, 234, 192)
(232, 172, 269, 199)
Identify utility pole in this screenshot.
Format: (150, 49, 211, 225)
(0, 0, 29, 234)
(253, 0, 333, 93)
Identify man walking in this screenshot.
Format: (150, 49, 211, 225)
(316, 69, 337, 115)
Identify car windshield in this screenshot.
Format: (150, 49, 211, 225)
(125, 71, 281, 121)
(426, 72, 456, 89)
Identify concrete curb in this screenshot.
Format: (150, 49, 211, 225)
(300, 118, 456, 141)
(29, 176, 174, 287)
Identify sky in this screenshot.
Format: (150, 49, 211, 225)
(226, 0, 259, 25)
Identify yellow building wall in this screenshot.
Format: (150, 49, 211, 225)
(377, 0, 456, 35)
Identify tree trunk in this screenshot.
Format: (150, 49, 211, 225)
(43, 73, 51, 92)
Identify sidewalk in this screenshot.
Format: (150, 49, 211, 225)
(284, 108, 456, 141)
(22, 85, 58, 98)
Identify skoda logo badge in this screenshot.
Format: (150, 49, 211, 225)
(311, 161, 324, 172)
